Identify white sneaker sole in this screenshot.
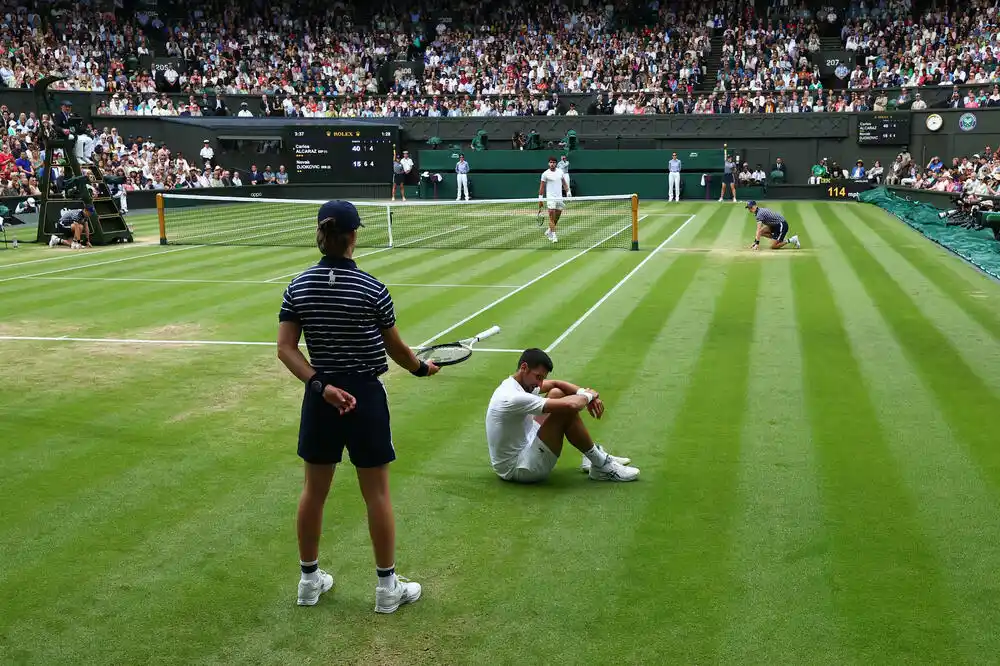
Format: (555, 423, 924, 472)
(375, 587, 422, 614)
(589, 468, 640, 482)
(297, 576, 334, 606)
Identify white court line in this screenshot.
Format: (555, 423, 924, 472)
(0, 241, 160, 269)
(546, 214, 697, 353)
(262, 226, 468, 283)
(0, 245, 202, 283)
(18, 276, 519, 288)
(0, 335, 521, 353)
(417, 222, 637, 348)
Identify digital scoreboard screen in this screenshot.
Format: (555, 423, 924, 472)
(289, 125, 399, 183)
(857, 115, 910, 145)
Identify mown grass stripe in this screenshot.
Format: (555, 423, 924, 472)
(612, 256, 761, 664)
(838, 207, 1000, 394)
(717, 256, 839, 664)
(820, 207, 1000, 490)
(804, 210, 1000, 663)
(792, 224, 962, 662)
(852, 204, 1000, 340)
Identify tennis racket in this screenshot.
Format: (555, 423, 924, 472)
(536, 205, 544, 226)
(415, 325, 501, 366)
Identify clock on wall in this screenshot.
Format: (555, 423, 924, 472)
(926, 114, 944, 131)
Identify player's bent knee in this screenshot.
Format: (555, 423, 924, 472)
(548, 387, 566, 399)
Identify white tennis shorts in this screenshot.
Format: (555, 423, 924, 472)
(546, 198, 567, 211)
(507, 423, 558, 483)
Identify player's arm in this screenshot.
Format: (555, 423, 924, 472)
(541, 379, 605, 418)
(84, 216, 92, 247)
(538, 175, 546, 208)
(562, 172, 569, 196)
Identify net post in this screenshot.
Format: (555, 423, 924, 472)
(385, 204, 394, 248)
(630, 193, 639, 251)
(157, 193, 167, 245)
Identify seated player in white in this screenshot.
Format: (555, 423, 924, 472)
(486, 348, 638, 483)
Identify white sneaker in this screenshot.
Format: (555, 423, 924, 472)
(790, 235, 801, 248)
(589, 459, 640, 482)
(49, 234, 60, 247)
(297, 570, 334, 606)
(375, 575, 422, 614)
(550, 233, 558, 243)
(718, 197, 724, 202)
(580, 444, 632, 472)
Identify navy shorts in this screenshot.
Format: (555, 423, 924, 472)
(767, 221, 789, 242)
(297, 375, 395, 468)
(393, 173, 405, 184)
(722, 173, 735, 185)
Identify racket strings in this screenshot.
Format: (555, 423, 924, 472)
(417, 345, 471, 364)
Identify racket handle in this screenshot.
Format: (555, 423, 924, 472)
(475, 325, 501, 341)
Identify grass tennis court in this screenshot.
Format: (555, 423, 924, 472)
(2, 200, 1000, 664)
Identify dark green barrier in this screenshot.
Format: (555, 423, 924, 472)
(420, 172, 763, 202)
(417, 148, 730, 173)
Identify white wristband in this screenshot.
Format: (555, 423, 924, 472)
(576, 389, 594, 403)
(538, 195, 544, 201)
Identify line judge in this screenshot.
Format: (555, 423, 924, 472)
(277, 200, 440, 614)
(667, 151, 682, 201)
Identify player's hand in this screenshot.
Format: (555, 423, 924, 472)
(323, 385, 357, 415)
(588, 398, 605, 420)
(751, 242, 759, 251)
(426, 361, 440, 376)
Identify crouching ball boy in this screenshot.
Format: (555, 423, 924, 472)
(485, 348, 639, 483)
(746, 200, 800, 250)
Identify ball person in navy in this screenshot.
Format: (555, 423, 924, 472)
(277, 200, 439, 613)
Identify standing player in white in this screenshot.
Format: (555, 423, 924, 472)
(486, 348, 639, 483)
(538, 157, 569, 243)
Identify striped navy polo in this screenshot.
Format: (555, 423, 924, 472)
(754, 206, 786, 226)
(279, 256, 395, 376)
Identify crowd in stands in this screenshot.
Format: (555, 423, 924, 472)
(5, 0, 1000, 119)
(885, 148, 1000, 197)
(0, 99, 287, 197)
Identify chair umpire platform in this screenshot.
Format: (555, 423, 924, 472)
(32, 75, 133, 246)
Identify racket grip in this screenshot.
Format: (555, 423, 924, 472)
(476, 325, 501, 340)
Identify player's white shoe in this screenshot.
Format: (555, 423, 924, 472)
(297, 570, 334, 606)
(49, 234, 60, 247)
(375, 575, 422, 614)
(580, 444, 631, 472)
(789, 235, 801, 248)
(718, 197, 724, 202)
(589, 459, 640, 482)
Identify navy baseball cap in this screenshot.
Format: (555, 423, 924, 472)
(745, 200, 757, 209)
(317, 200, 364, 231)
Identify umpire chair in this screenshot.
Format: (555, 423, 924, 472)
(33, 76, 132, 246)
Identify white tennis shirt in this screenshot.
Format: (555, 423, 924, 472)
(540, 168, 567, 200)
(485, 376, 548, 477)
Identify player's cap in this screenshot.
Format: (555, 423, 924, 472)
(317, 200, 364, 232)
(62, 99, 73, 106)
(745, 200, 757, 209)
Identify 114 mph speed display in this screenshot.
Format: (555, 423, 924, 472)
(289, 125, 399, 183)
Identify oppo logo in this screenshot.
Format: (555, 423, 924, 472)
(249, 192, 263, 197)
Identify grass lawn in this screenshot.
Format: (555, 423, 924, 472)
(1, 199, 999, 665)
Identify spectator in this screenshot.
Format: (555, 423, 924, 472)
(276, 165, 289, 185)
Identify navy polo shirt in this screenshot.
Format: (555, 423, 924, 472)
(279, 256, 396, 376)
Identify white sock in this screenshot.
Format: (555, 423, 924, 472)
(376, 565, 396, 589)
(583, 445, 610, 467)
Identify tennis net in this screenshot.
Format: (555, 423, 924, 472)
(157, 193, 640, 250)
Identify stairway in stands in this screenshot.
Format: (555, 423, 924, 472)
(700, 34, 726, 91)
